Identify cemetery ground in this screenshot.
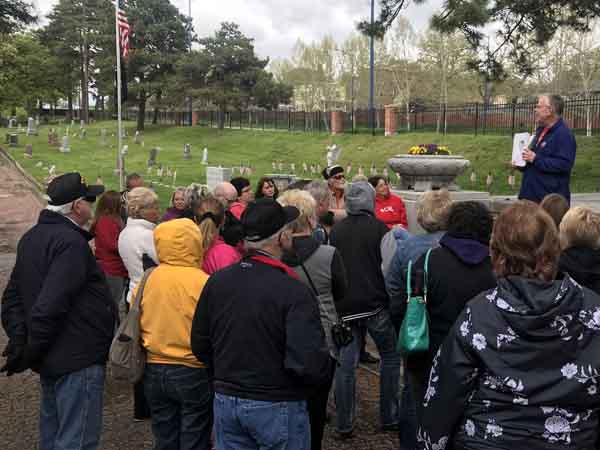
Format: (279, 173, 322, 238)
(0, 150, 399, 450)
(3, 121, 600, 208)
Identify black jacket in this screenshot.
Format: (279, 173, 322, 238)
(1, 210, 116, 377)
(418, 275, 600, 450)
(558, 246, 600, 295)
(393, 234, 496, 370)
(330, 213, 390, 317)
(190, 254, 330, 402)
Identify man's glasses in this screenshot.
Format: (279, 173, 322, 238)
(332, 174, 345, 180)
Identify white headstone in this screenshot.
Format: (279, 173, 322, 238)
(206, 166, 232, 192)
(24, 144, 33, 158)
(8, 118, 16, 128)
(183, 143, 191, 160)
(134, 130, 141, 144)
(60, 135, 70, 153)
(100, 129, 108, 146)
(326, 144, 342, 167)
(26, 117, 37, 136)
(80, 119, 85, 128)
(202, 147, 208, 165)
(121, 145, 128, 156)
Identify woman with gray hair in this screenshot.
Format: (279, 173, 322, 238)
(117, 186, 161, 422)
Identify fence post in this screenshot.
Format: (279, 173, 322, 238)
(262, 111, 265, 130)
(511, 102, 516, 136)
(474, 104, 479, 136)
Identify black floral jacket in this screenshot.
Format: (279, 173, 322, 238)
(417, 275, 600, 450)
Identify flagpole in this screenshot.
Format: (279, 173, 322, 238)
(115, 1, 124, 191)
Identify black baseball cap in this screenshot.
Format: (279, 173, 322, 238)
(46, 172, 105, 206)
(242, 198, 300, 242)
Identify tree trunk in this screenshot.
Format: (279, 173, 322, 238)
(67, 93, 73, 121)
(153, 90, 162, 124)
(137, 87, 146, 131)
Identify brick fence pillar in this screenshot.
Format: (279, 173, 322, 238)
(192, 111, 199, 126)
(331, 110, 344, 135)
(385, 105, 398, 136)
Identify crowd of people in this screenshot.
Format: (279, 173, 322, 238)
(2, 161, 600, 450)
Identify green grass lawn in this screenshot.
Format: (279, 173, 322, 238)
(3, 121, 599, 208)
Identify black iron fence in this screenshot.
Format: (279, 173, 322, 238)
(187, 96, 600, 136)
(27, 95, 600, 136)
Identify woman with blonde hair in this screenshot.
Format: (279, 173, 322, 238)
(197, 195, 241, 274)
(416, 201, 600, 450)
(279, 190, 347, 450)
(161, 187, 187, 222)
(558, 206, 600, 294)
(118, 187, 160, 421)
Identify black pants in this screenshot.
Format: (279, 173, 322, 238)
(307, 358, 336, 450)
(407, 360, 430, 425)
(134, 379, 152, 420)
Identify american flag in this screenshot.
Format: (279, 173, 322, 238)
(116, 0, 131, 59)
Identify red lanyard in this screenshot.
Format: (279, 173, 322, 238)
(249, 254, 299, 280)
(537, 127, 551, 145)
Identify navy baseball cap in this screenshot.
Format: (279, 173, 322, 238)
(242, 198, 299, 242)
(46, 172, 104, 206)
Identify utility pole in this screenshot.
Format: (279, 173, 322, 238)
(368, 0, 375, 135)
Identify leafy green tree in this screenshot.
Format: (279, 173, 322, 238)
(0, 33, 60, 114)
(0, 0, 36, 34)
(124, 0, 191, 130)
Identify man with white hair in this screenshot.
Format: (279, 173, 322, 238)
(518, 94, 577, 203)
(213, 181, 244, 247)
(1, 172, 115, 450)
(213, 181, 238, 207)
(191, 198, 330, 450)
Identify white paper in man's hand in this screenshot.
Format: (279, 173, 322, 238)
(512, 132, 530, 167)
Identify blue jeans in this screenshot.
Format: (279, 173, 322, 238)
(39, 364, 106, 450)
(334, 308, 401, 433)
(144, 364, 213, 450)
(214, 393, 310, 450)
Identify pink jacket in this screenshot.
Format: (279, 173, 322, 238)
(202, 236, 242, 274)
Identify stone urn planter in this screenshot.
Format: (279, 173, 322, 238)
(388, 154, 470, 191)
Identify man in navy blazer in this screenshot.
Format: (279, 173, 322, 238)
(518, 94, 576, 204)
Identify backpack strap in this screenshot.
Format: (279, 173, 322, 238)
(406, 259, 413, 302)
(131, 267, 156, 310)
(422, 248, 433, 303)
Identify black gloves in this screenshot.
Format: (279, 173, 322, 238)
(1, 340, 35, 376)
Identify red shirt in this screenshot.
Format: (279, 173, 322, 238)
(375, 193, 408, 229)
(93, 216, 128, 277)
(229, 202, 246, 220)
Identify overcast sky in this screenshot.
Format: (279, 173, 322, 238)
(32, 0, 443, 60)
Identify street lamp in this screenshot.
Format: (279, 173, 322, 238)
(368, 0, 375, 136)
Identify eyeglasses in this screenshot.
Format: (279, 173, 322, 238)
(332, 174, 345, 180)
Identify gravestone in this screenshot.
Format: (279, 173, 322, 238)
(183, 143, 191, 160)
(26, 117, 37, 136)
(148, 147, 158, 167)
(80, 120, 85, 128)
(60, 135, 70, 153)
(8, 118, 16, 128)
(8, 134, 18, 147)
(134, 131, 141, 144)
(35, 116, 40, 127)
(100, 129, 108, 146)
(121, 145, 128, 156)
(79, 128, 87, 139)
(202, 147, 208, 165)
(206, 166, 232, 192)
(24, 144, 33, 158)
(71, 119, 75, 127)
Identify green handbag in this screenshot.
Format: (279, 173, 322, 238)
(397, 248, 432, 354)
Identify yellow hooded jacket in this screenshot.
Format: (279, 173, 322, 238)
(138, 218, 208, 368)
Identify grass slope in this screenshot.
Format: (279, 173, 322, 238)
(3, 121, 598, 207)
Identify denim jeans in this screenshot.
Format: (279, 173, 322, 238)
(39, 364, 106, 450)
(398, 367, 417, 450)
(334, 308, 401, 433)
(214, 393, 310, 450)
(144, 364, 213, 450)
